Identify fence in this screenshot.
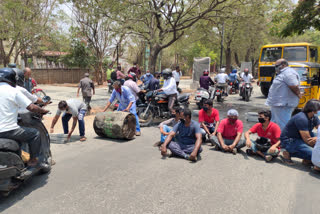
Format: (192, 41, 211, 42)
(32, 68, 90, 84)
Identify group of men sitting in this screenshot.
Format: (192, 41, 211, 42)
(156, 98, 320, 170)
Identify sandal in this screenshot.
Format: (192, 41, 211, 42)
(280, 155, 294, 165)
(246, 149, 254, 156)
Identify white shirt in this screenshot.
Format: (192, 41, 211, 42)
(172, 70, 182, 82)
(17, 86, 38, 103)
(162, 77, 178, 95)
(312, 126, 320, 168)
(241, 73, 253, 83)
(215, 73, 229, 84)
(0, 82, 32, 133)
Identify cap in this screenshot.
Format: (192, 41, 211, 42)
(84, 73, 90, 77)
(227, 109, 239, 117)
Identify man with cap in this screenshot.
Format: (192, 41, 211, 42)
(77, 73, 95, 113)
(211, 109, 245, 154)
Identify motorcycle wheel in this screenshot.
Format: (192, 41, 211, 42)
(137, 107, 154, 127)
(245, 90, 250, 102)
(35, 90, 47, 99)
(217, 95, 222, 102)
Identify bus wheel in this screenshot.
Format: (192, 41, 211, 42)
(260, 86, 269, 97)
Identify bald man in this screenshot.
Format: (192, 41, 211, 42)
(23, 67, 33, 93)
(266, 59, 301, 130)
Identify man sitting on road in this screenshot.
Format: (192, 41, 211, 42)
(245, 110, 281, 162)
(214, 68, 229, 96)
(160, 108, 202, 161)
(0, 68, 49, 167)
(198, 99, 220, 145)
(280, 99, 320, 165)
(140, 70, 153, 86)
(157, 69, 179, 114)
(199, 70, 214, 90)
(103, 81, 141, 136)
(50, 99, 87, 142)
(211, 109, 245, 154)
(154, 107, 182, 147)
(240, 68, 253, 97)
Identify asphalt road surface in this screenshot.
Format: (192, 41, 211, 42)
(0, 82, 319, 214)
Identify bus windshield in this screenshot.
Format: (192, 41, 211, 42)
(260, 47, 282, 62)
(283, 46, 307, 61)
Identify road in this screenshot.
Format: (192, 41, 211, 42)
(0, 81, 319, 214)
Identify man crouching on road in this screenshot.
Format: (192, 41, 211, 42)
(160, 108, 202, 161)
(50, 99, 87, 141)
(211, 109, 245, 154)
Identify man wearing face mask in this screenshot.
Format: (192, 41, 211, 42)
(198, 99, 220, 145)
(154, 107, 182, 147)
(103, 81, 141, 136)
(160, 108, 202, 161)
(211, 109, 245, 154)
(245, 110, 281, 162)
(280, 99, 320, 165)
(50, 99, 87, 142)
(140, 70, 154, 86)
(266, 58, 301, 130)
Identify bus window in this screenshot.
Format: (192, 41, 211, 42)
(260, 47, 282, 62)
(283, 46, 307, 61)
(310, 47, 318, 62)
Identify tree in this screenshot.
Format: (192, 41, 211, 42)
(97, 0, 232, 72)
(281, 0, 320, 37)
(0, 0, 58, 66)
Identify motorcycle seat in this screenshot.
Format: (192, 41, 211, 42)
(0, 138, 20, 152)
(197, 87, 207, 91)
(178, 93, 190, 102)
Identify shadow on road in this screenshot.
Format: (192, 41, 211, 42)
(0, 173, 49, 212)
(93, 136, 134, 143)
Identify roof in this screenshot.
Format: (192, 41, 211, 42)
(261, 43, 314, 48)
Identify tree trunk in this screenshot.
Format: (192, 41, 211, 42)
(225, 46, 232, 74)
(245, 48, 250, 62)
(234, 52, 241, 67)
(149, 45, 161, 73)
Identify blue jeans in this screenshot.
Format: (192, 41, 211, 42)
(211, 136, 245, 149)
(281, 138, 313, 160)
(161, 125, 172, 143)
(168, 141, 202, 159)
(270, 106, 295, 130)
(251, 140, 279, 156)
(62, 109, 86, 137)
(117, 104, 140, 132)
(200, 127, 215, 136)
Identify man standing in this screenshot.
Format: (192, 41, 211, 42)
(157, 69, 178, 114)
(172, 66, 182, 87)
(0, 68, 49, 167)
(198, 99, 220, 144)
(103, 81, 141, 136)
(128, 63, 141, 79)
(106, 65, 114, 82)
(50, 99, 87, 142)
(266, 58, 301, 130)
(140, 70, 154, 86)
(23, 67, 33, 93)
(245, 110, 281, 162)
(124, 74, 141, 101)
(211, 109, 245, 154)
(160, 108, 202, 161)
(77, 73, 95, 112)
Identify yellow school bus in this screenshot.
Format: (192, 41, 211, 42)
(258, 43, 320, 97)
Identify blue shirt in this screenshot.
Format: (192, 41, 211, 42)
(148, 78, 160, 91)
(24, 78, 33, 93)
(140, 74, 154, 85)
(109, 86, 136, 111)
(228, 73, 238, 82)
(280, 112, 320, 140)
(172, 120, 201, 145)
(266, 67, 300, 107)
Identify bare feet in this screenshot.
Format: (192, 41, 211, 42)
(80, 137, 87, 142)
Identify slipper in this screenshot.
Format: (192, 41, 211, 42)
(311, 166, 320, 173)
(280, 155, 295, 165)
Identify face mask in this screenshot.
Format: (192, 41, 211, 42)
(170, 114, 176, 118)
(180, 118, 185, 124)
(275, 65, 281, 74)
(203, 106, 209, 112)
(146, 73, 150, 76)
(133, 65, 137, 68)
(228, 118, 237, 123)
(258, 118, 266, 124)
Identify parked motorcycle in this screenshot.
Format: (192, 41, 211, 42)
(240, 82, 253, 102)
(194, 86, 215, 109)
(0, 96, 52, 196)
(31, 79, 47, 99)
(137, 91, 190, 127)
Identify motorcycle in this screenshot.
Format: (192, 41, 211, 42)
(107, 79, 114, 93)
(194, 86, 215, 109)
(0, 96, 52, 196)
(31, 79, 46, 99)
(228, 81, 238, 94)
(241, 82, 253, 102)
(137, 91, 190, 127)
(214, 84, 226, 102)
